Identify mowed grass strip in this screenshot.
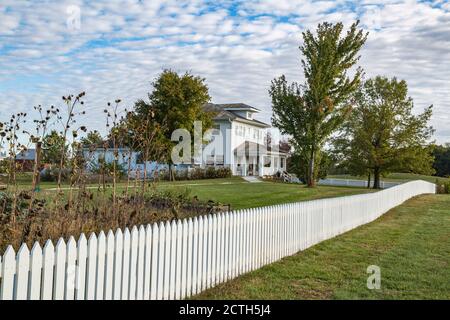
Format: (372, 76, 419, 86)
(194, 194, 450, 299)
(20, 177, 376, 210)
(158, 179, 376, 209)
(328, 172, 450, 184)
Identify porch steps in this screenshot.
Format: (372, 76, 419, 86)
(242, 176, 263, 183)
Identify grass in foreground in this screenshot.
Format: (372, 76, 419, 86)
(195, 194, 450, 299)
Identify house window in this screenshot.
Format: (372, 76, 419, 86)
(264, 156, 271, 167)
(206, 155, 215, 166)
(281, 158, 285, 169)
(136, 152, 144, 164)
(216, 155, 224, 166)
(213, 124, 220, 135)
(235, 125, 245, 136)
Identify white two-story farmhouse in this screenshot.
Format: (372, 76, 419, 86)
(202, 103, 287, 177)
(83, 103, 288, 177)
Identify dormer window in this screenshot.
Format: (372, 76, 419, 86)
(247, 112, 253, 119)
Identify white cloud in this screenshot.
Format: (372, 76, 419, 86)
(0, 0, 449, 144)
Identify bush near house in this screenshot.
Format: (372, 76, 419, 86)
(40, 165, 71, 182)
(436, 179, 450, 194)
(160, 167, 232, 181)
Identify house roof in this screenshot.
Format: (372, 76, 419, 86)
(211, 103, 261, 112)
(233, 141, 289, 156)
(204, 103, 270, 128)
(16, 149, 36, 161)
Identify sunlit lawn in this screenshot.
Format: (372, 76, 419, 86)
(8, 176, 376, 210)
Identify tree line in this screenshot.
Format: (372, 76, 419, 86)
(270, 21, 441, 188)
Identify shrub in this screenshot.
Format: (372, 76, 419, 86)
(158, 167, 231, 181)
(435, 178, 450, 194)
(90, 160, 126, 179)
(187, 167, 231, 180)
(444, 182, 450, 194)
(189, 167, 206, 180)
(40, 166, 71, 182)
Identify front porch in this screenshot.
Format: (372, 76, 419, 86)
(232, 141, 287, 177)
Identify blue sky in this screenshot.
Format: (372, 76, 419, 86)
(0, 0, 449, 143)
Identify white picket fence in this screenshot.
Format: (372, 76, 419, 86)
(318, 178, 400, 189)
(0, 180, 435, 300)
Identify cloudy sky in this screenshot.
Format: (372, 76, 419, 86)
(1, 0, 449, 143)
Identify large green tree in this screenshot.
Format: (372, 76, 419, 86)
(336, 76, 434, 188)
(270, 21, 368, 187)
(81, 130, 104, 147)
(432, 144, 450, 177)
(42, 130, 68, 165)
(133, 70, 213, 179)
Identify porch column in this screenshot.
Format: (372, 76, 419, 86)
(243, 156, 247, 176)
(258, 155, 264, 177)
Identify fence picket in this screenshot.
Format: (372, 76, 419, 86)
(180, 219, 188, 298)
(0, 246, 15, 300)
(86, 234, 98, 300)
(143, 224, 152, 300)
(29, 242, 43, 300)
(229, 212, 236, 279)
(163, 221, 171, 300)
(186, 218, 193, 297)
(41, 240, 54, 300)
(192, 217, 199, 293)
(150, 223, 159, 300)
(65, 237, 77, 300)
(175, 220, 183, 299)
(121, 228, 131, 300)
(104, 231, 115, 300)
(136, 225, 146, 300)
(128, 227, 139, 300)
(217, 214, 224, 284)
(222, 213, 229, 282)
(156, 222, 165, 300)
(15, 244, 30, 300)
(236, 211, 241, 278)
(95, 231, 106, 300)
(197, 216, 204, 292)
(113, 229, 123, 300)
(75, 234, 87, 300)
(169, 220, 177, 300)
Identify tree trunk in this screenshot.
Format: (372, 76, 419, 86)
(32, 141, 42, 192)
(169, 162, 175, 181)
(143, 151, 148, 194)
(126, 150, 132, 196)
(307, 149, 316, 187)
(373, 167, 381, 189)
(367, 172, 371, 189)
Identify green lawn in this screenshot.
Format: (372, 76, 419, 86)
(328, 172, 450, 184)
(6, 176, 376, 210)
(195, 194, 450, 299)
(52, 178, 375, 210)
(156, 178, 376, 209)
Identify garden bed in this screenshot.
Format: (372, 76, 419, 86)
(0, 188, 229, 253)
